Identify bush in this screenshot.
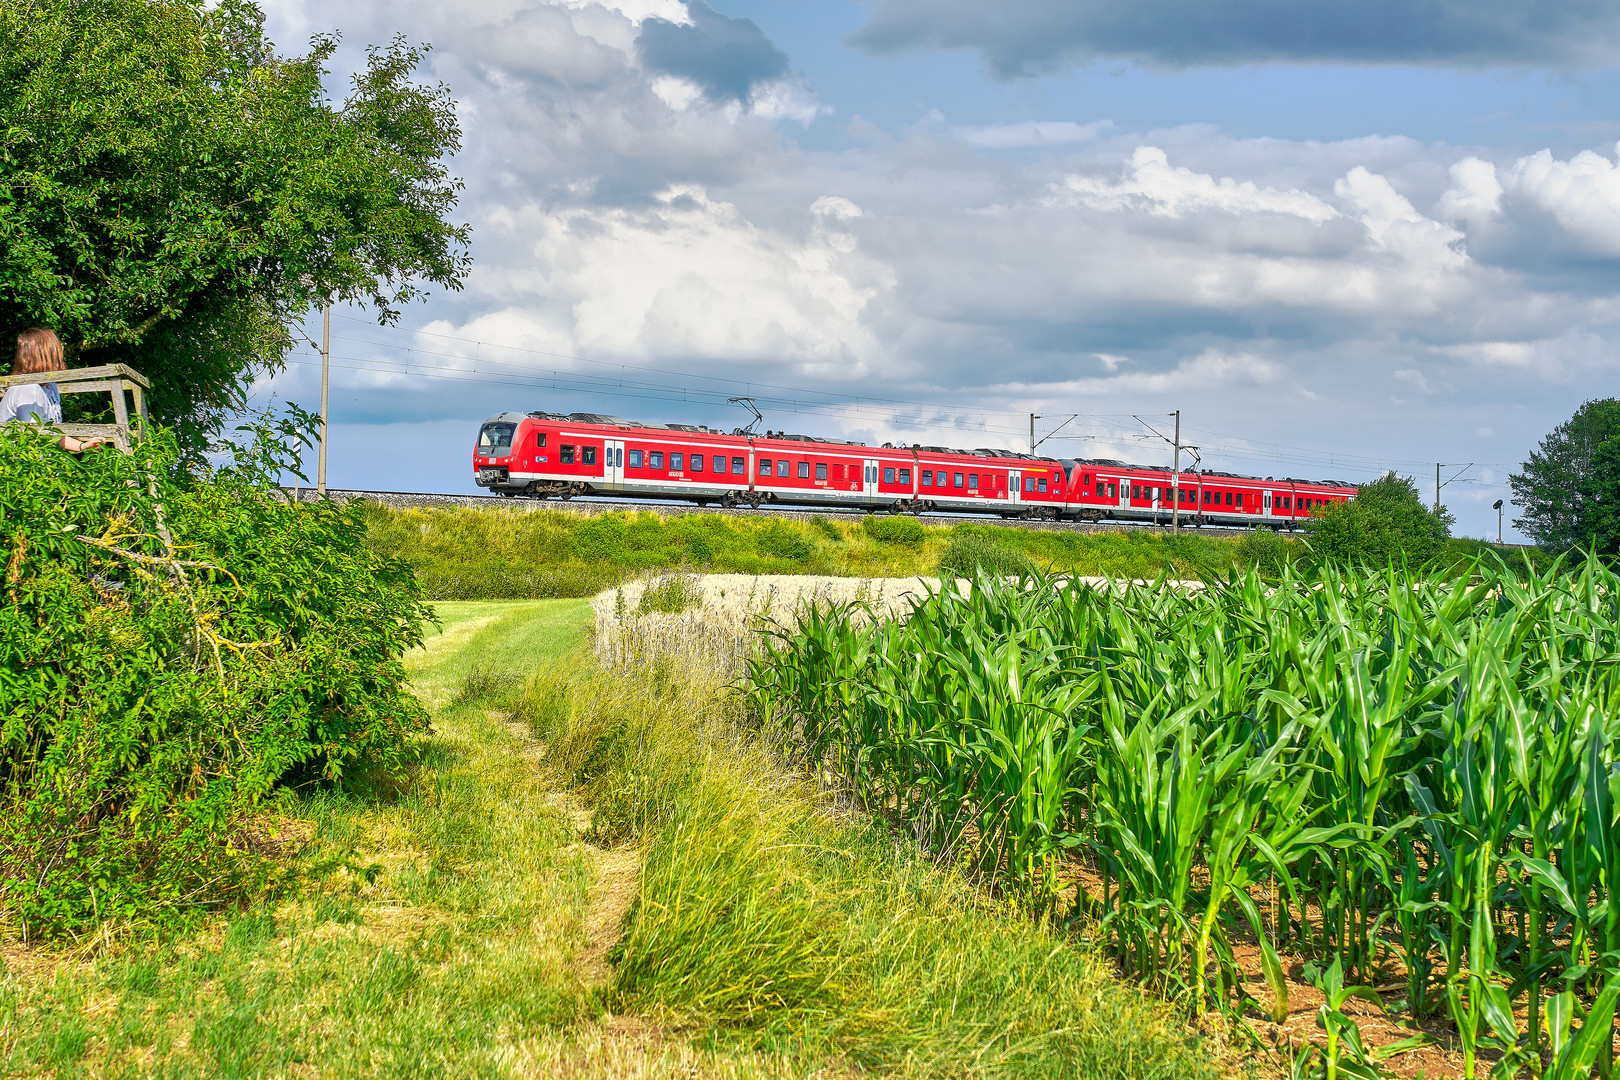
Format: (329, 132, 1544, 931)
(1305, 473, 1451, 567)
(860, 514, 927, 545)
(938, 533, 1039, 578)
(0, 419, 431, 938)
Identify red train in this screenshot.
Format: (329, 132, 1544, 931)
(473, 410, 1357, 527)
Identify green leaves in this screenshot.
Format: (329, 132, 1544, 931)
(0, 1, 470, 453)
(749, 551, 1620, 1064)
(0, 417, 432, 938)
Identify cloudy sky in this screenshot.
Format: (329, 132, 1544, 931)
(255, 0, 1620, 540)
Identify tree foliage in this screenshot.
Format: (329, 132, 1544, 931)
(1576, 433, 1620, 558)
(1509, 398, 1620, 553)
(0, 0, 470, 453)
(1304, 472, 1451, 566)
(0, 419, 431, 937)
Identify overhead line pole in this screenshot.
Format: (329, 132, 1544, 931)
(318, 303, 330, 496)
(1171, 409, 1181, 534)
(1134, 412, 1186, 533)
(1435, 462, 1472, 517)
(1029, 413, 1078, 455)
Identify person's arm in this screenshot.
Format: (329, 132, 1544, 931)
(58, 434, 110, 452)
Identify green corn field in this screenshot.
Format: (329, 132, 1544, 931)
(744, 557, 1620, 1079)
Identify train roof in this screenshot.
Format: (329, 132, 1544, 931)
(1061, 456, 1357, 489)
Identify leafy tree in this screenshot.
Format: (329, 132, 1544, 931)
(0, 0, 470, 454)
(1305, 472, 1451, 566)
(1508, 398, 1620, 552)
(1576, 434, 1620, 558)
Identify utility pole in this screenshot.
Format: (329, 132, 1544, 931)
(318, 304, 330, 496)
(1030, 414, 1040, 455)
(1133, 412, 1189, 533)
(1171, 410, 1181, 533)
(1493, 498, 1504, 544)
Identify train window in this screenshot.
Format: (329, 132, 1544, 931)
(732, 457, 746, 475)
(1224, 491, 1232, 505)
(650, 451, 664, 470)
(625, 449, 639, 468)
(1083, 473, 1092, 486)
(670, 453, 683, 471)
(795, 461, 807, 478)
(898, 468, 910, 484)
(1107, 482, 1117, 497)
(771, 460, 785, 477)
(691, 454, 703, 472)
(953, 472, 965, 488)
(478, 422, 515, 452)
(883, 467, 895, 484)
(758, 458, 771, 476)
(561, 445, 576, 465)
(536, 432, 547, 449)
(921, 470, 932, 486)
(583, 446, 597, 466)
(816, 462, 828, 480)
(1038, 478, 1048, 493)
(1024, 477, 1035, 492)
(1131, 485, 1140, 499)
(968, 474, 979, 490)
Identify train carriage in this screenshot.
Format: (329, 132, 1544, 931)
(473, 409, 1356, 525)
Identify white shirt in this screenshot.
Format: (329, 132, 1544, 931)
(0, 381, 61, 424)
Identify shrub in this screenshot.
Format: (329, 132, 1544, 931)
(1305, 472, 1451, 567)
(0, 419, 431, 938)
(938, 533, 1039, 578)
(860, 514, 927, 545)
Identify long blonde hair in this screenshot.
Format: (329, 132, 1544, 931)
(14, 328, 65, 374)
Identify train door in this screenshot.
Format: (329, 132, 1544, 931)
(862, 458, 881, 499)
(604, 438, 625, 486)
(1008, 470, 1022, 507)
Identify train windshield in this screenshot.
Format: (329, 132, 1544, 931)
(478, 422, 516, 453)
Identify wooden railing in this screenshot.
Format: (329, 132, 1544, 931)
(0, 363, 150, 451)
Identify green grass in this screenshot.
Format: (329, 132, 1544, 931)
(520, 652, 1220, 1078)
(0, 600, 596, 1079)
(0, 598, 1220, 1079)
(361, 501, 1268, 598)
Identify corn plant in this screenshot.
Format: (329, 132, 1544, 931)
(745, 554, 1620, 1071)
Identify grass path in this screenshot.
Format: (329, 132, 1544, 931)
(1, 598, 1220, 1079)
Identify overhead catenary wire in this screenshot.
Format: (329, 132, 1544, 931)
(273, 316, 1513, 480)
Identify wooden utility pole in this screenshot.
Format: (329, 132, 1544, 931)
(318, 304, 330, 496)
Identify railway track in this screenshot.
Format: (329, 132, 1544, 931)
(284, 486, 1286, 537)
